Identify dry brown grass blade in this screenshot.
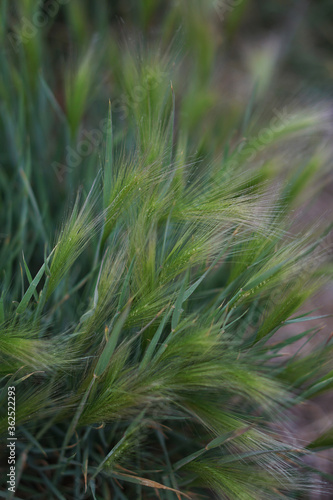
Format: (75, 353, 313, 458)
(111, 471, 192, 498)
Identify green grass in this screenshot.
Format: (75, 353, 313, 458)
(0, 1, 332, 499)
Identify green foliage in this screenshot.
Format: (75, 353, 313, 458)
(0, 1, 332, 499)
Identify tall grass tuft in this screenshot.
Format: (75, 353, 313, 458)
(0, 1, 332, 499)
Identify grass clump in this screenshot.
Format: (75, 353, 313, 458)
(0, 2, 333, 499)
